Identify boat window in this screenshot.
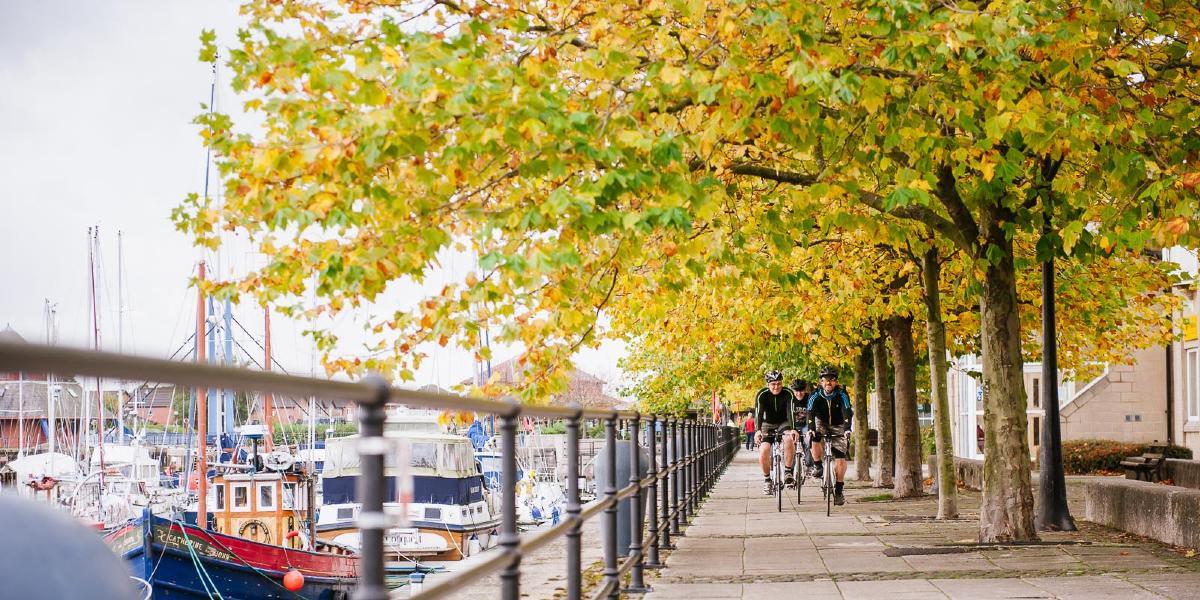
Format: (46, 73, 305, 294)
(411, 443, 437, 469)
(424, 507, 442, 521)
(258, 483, 276, 510)
(337, 507, 355, 521)
(233, 484, 250, 510)
(215, 484, 226, 511)
(282, 482, 297, 509)
(439, 443, 475, 473)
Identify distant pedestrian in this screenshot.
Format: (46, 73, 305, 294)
(744, 412, 756, 450)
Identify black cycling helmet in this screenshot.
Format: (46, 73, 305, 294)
(764, 370, 784, 383)
(791, 379, 808, 391)
(818, 366, 838, 380)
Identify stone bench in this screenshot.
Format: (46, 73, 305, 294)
(1083, 477, 1200, 549)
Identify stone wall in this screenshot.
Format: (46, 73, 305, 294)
(927, 456, 985, 492)
(1083, 477, 1200, 548)
(1165, 459, 1200, 490)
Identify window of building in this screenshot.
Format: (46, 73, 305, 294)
(1188, 348, 1199, 422)
(215, 484, 226, 511)
(1032, 417, 1040, 447)
(1032, 379, 1040, 408)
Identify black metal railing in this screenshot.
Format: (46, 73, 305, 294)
(0, 341, 738, 600)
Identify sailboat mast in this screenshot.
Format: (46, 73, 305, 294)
(89, 226, 106, 480)
(45, 300, 56, 457)
(117, 230, 125, 444)
(197, 261, 209, 529)
(263, 307, 273, 451)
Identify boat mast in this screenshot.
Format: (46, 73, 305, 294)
(263, 307, 273, 451)
(197, 260, 209, 529)
(89, 226, 106, 483)
(117, 230, 126, 444)
(44, 300, 56, 457)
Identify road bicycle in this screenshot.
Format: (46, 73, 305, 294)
(762, 427, 795, 512)
(812, 429, 839, 517)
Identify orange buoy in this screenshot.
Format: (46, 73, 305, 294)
(285, 530, 299, 540)
(283, 569, 304, 591)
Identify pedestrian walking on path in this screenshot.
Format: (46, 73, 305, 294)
(743, 412, 756, 450)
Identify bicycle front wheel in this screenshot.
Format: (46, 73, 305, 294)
(825, 458, 833, 517)
(775, 455, 783, 512)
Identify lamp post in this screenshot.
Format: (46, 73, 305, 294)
(1038, 190, 1076, 532)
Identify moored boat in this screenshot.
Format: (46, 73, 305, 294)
(108, 510, 357, 599)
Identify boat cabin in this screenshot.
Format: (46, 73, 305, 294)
(209, 470, 311, 549)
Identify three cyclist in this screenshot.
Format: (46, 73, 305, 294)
(753, 371, 800, 495)
(805, 367, 854, 506)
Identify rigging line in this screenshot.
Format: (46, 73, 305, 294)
(229, 314, 293, 374)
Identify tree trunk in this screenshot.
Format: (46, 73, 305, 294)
(872, 334, 894, 488)
(978, 224, 1038, 542)
(887, 316, 924, 498)
(852, 345, 872, 482)
(923, 248, 958, 518)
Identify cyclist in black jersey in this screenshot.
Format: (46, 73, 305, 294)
(754, 370, 798, 495)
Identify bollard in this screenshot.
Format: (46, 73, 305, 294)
(645, 416, 665, 567)
(499, 408, 521, 600)
(566, 410, 583, 600)
(352, 376, 390, 600)
(602, 415, 619, 599)
(409, 572, 425, 594)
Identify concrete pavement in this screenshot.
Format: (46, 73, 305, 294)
(643, 448, 1200, 599)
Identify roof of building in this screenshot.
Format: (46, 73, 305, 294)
(0, 325, 27, 344)
(458, 357, 623, 409)
(0, 379, 87, 419)
(132, 384, 176, 409)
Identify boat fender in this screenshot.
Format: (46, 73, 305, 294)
(283, 569, 304, 591)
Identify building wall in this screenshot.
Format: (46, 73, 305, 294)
(1173, 284, 1200, 457)
(1059, 347, 1170, 444)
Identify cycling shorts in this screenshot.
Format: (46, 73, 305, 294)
(812, 419, 848, 459)
(758, 424, 793, 445)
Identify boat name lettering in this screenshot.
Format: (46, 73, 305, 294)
(153, 526, 236, 562)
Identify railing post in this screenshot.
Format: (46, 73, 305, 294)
(352, 376, 390, 600)
(645, 416, 665, 567)
(602, 413, 619, 599)
(660, 417, 674, 548)
(669, 418, 682, 536)
(686, 417, 696, 520)
(499, 406, 521, 600)
(627, 412, 649, 592)
(689, 415, 700, 513)
(566, 409, 583, 600)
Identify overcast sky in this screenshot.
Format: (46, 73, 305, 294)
(0, 2, 626, 393)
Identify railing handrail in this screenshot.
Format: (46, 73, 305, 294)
(0, 340, 740, 600)
(0, 341, 634, 420)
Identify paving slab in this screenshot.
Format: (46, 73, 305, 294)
(838, 579, 948, 599)
(930, 577, 1055, 599)
(1024, 574, 1166, 599)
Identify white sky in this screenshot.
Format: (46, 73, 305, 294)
(0, 2, 627, 393)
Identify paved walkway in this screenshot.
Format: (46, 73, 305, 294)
(645, 449, 1200, 599)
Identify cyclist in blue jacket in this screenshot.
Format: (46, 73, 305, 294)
(806, 366, 853, 506)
